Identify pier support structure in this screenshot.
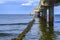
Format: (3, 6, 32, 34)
(35, 11, 40, 18)
(34, 8, 40, 18)
(48, 6, 54, 26)
(34, 0, 55, 26)
(48, 1, 54, 26)
(42, 6, 47, 20)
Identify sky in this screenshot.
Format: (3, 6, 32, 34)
(0, 0, 60, 14)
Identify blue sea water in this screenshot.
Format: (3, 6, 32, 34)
(0, 14, 34, 40)
(0, 14, 60, 40)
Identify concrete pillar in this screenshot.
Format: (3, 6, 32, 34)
(42, 6, 47, 20)
(38, 12, 40, 17)
(35, 12, 40, 18)
(39, 17, 54, 40)
(49, 6, 54, 26)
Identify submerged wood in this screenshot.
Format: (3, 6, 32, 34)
(12, 19, 35, 40)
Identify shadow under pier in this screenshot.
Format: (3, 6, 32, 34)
(38, 18, 55, 40)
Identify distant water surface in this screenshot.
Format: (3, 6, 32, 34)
(0, 14, 60, 40)
(0, 14, 34, 40)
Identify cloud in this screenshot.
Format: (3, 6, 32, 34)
(0, 0, 40, 14)
(21, 1, 33, 6)
(21, 0, 40, 6)
(21, 3, 32, 6)
(0, 0, 40, 3)
(0, 0, 40, 6)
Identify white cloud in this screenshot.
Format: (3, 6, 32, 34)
(0, 0, 40, 2)
(21, 0, 40, 6)
(21, 3, 32, 6)
(0, 0, 40, 6)
(21, 1, 33, 6)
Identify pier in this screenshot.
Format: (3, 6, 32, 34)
(34, 0, 60, 26)
(12, 0, 60, 40)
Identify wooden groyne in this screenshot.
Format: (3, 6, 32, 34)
(12, 19, 35, 40)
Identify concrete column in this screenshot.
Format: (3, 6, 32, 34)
(41, 11, 43, 20)
(42, 6, 47, 20)
(35, 12, 40, 18)
(38, 12, 40, 17)
(43, 7, 47, 20)
(49, 6, 54, 26)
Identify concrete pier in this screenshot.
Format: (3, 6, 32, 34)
(49, 6, 54, 26)
(35, 12, 40, 18)
(42, 6, 47, 20)
(39, 17, 54, 40)
(12, 0, 60, 40)
(34, 0, 59, 26)
(34, 8, 40, 18)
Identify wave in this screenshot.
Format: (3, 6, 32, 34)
(0, 33, 18, 36)
(0, 29, 20, 31)
(0, 23, 29, 25)
(0, 33, 13, 36)
(55, 21, 60, 23)
(0, 23, 38, 26)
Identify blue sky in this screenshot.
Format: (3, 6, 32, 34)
(0, 0, 60, 14)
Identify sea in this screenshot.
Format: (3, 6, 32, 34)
(0, 14, 60, 40)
